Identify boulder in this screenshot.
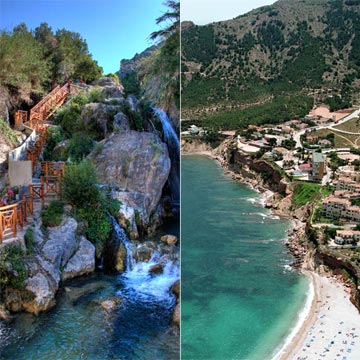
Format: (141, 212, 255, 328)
(103, 228, 127, 273)
(92, 131, 170, 224)
(133, 243, 155, 263)
(22, 272, 56, 315)
(61, 236, 95, 282)
(172, 303, 180, 328)
(45, 217, 78, 267)
(149, 263, 164, 274)
(99, 297, 122, 312)
(0, 304, 11, 321)
(160, 234, 178, 246)
(114, 112, 130, 132)
(170, 280, 180, 300)
(117, 203, 139, 239)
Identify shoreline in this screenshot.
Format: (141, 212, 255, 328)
(276, 272, 360, 360)
(182, 149, 360, 359)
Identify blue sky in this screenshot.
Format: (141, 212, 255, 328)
(0, 0, 167, 74)
(182, 0, 276, 25)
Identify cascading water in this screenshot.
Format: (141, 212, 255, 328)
(152, 107, 180, 205)
(0, 217, 180, 359)
(110, 216, 179, 304)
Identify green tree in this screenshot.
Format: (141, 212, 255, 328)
(149, 0, 180, 41)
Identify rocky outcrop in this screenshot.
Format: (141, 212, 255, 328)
(61, 236, 95, 281)
(117, 46, 157, 79)
(92, 131, 171, 229)
(103, 229, 127, 273)
(171, 280, 180, 328)
(117, 203, 139, 239)
(3, 216, 96, 315)
(81, 103, 122, 139)
(114, 112, 130, 132)
(92, 77, 124, 99)
(160, 235, 178, 246)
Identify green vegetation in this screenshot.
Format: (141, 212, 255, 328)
(62, 161, 100, 208)
(24, 228, 35, 254)
(122, 71, 141, 97)
(181, 0, 360, 125)
(0, 118, 18, 146)
(182, 95, 312, 131)
(62, 160, 111, 257)
(292, 182, 321, 207)
(0, 22, 102, 96)
(68, 133, 94, 162)
(0, 245, 27, 295)
(41, 200, 65, 228)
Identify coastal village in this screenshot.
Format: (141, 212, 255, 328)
(182, 103, 360, 359)
(183, 105, 360, 250)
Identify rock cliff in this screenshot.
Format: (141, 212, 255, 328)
(3, 216, 95, 315)
(91, 130, 171, 232)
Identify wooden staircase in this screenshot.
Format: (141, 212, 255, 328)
(14, 82, 74, 131)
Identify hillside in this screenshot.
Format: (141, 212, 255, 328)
(181, 0, 360, 129)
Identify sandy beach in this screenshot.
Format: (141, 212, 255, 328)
(275, 272, 360, 360)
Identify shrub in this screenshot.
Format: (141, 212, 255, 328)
(62, 160, 100, 208)
(55, 102, 82, 137)
(87, 87, 106, 103)
(41, 200, 64, 227)
(122, 71, 141, 96)
(0, 245, 27, 293)
(0, 118, 18, 145)
(68, 133, 94, 162)
(43, 126, 67, 161)
(24, 228, 35, 253)
(105, 198, 122, 217)
(74, 204, 111, 258)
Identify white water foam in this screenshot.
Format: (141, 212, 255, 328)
(121, 252, 179, 304)
(271, 276, 315, 360)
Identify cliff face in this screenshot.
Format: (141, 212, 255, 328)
(2, 217, 95, 316)
(117, 45, 157, 80)
(232, 150, 288, 195)
(315, 249, 360, 311)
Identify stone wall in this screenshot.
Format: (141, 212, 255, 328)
(8, 126, 36, 161)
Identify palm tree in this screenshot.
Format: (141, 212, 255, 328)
(149, 0, 180, 41)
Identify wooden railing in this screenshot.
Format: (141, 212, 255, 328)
(0, 161, 64, 242)
(0, 195, 33, 243)
(29, 83, 71, 128)
(25, 126, 49, 171)
(14, 82, 72, 131)
(14, 110, 28, 130)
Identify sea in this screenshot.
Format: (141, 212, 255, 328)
(181, 155, 309, 360)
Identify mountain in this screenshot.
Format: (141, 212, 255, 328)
(117, 45, 157, 79)
(181, 0, 360, 129)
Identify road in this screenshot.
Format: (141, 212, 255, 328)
(294, 108, 360, 149)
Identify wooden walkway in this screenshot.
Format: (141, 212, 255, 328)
(0, 162, 65, 243)
(1, 84, 75, 244)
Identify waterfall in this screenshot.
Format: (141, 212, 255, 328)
(152, 107, 180, 205)
(110, 215, 179, 303)
(110, 216, 135, 271)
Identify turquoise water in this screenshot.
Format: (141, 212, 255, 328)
(0, 218, 179, 360)
(181, 156, 308, 360)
